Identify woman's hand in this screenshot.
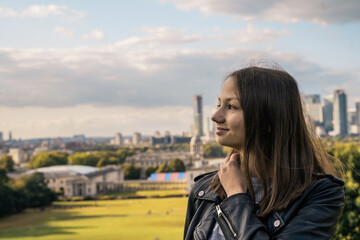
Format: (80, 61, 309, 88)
(218, 153, 247, 197)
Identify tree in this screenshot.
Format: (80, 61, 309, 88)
(0, 155, 15, 172)
(328, 143, 360, 240)
(203, 143, 227, 158)
(0, 169, 25, 216)
(69, 152, 98, 166)
(116, 148, 134, 164)
(146, 166, 158, 177)
(156, 162, 171, 173)
(17, 173, 57, 208)
(0, 169, 16, 216)
(168, 158, 186, 172)
(122, 164, 141, 180)
(29, 152, 68, 169)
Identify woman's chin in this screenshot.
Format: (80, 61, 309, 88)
(217, 138, 230, 148)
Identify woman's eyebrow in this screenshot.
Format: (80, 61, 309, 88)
(217, 97, 240, 102)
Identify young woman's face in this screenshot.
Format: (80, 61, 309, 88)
(211, 78, 245, 152)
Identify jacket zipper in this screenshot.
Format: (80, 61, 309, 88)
(216, 205, 237, 237)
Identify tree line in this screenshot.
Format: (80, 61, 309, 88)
(0, 170, 56, 217)
(28, 148, 134, 169)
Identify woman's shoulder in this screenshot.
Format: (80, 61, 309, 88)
(296, 174, 345, 206)
(310, 174, 345, 190)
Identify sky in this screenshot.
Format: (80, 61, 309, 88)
(0, 0, 360, 139)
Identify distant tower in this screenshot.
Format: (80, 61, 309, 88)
(132, 132, 141, 146)
(303, 94, 323, 123)
(333, 90, 348, 136)
(115, 133, 123, 146)
(193, 95, 203, 136)
(0, 131, 3, 142)
(323, 94, 334, 133)
(190, 130, 203, 167)
(8, 131, 12, 141)
(354, 102, 360, 134)
(153, 131, 161, 138)
(356, 102, 360, 126)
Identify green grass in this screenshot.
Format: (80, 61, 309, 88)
(0, 197, 188, 240)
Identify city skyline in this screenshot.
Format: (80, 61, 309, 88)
(1, 88, 360, 140)
(1, 1, 360, 139)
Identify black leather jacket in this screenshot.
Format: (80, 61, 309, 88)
(184, 171, 345, 240)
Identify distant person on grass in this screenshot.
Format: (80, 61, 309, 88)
(183, 65, 345, 239)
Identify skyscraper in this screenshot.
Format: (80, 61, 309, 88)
(193, 95, 203, 136)
(303, 94, 323, 123)
(356, 102, 360, 126)
(323, 94, 334, 133)
(132, 132, 141, 145)
(114, 133, 123, 146)
(354, 102, 360, 134)
(333, 90, 348, 136)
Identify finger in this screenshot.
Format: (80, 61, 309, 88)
(224, 155, 231, 163)
(220, 162, 228, 176)
(229, 153, 240, 162)
(228, 153, 240, 166)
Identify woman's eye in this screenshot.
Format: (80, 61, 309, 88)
(228, 104, 238, 110)
(216, 104, 221, 109)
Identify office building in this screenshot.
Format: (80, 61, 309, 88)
(9, 148, 27, 164)
(132, 132, 141, 145)
(333, 90, 348, 136)
(303, 94, 323, 124)
(322, 94, 334, 133)
(351, 102, 360, 134)
(193, 95, 203, 136)
(356, 102, 360, 126)
(114, 133, 123, 146)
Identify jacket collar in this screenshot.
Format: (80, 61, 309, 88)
(193, 171, 220, 203)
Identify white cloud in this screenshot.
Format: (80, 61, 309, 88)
(0, 105, 193, 139)
(114, 27, 213, 48)
(162, 0, 360, 24)
(0, 26, 358, 112)
(230, 24, 289, 44)
(1, 44, 358, 110)
(0, 4, 84, 19)
(0, 6, 17, 17)
(1, 25, 359, 138)
(54, 26, 75, 38)
(82, 29, 106, 40)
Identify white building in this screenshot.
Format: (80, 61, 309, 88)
(303, 94, 323, 123)
(114, 133, 123, 146)
(9, 148, 27, 164)
(23, 165, 124, 198)
(132, 132, 141, 145)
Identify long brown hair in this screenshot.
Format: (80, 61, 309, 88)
(210, 66, 342, 217)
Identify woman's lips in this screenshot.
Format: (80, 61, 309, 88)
(216, 127, 229, 135)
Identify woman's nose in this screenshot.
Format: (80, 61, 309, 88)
(211, 108, 225, 123)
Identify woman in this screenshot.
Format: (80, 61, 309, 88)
(183, 66, 345, 240)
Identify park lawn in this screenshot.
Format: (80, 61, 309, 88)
(0, 197, 188, 240)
